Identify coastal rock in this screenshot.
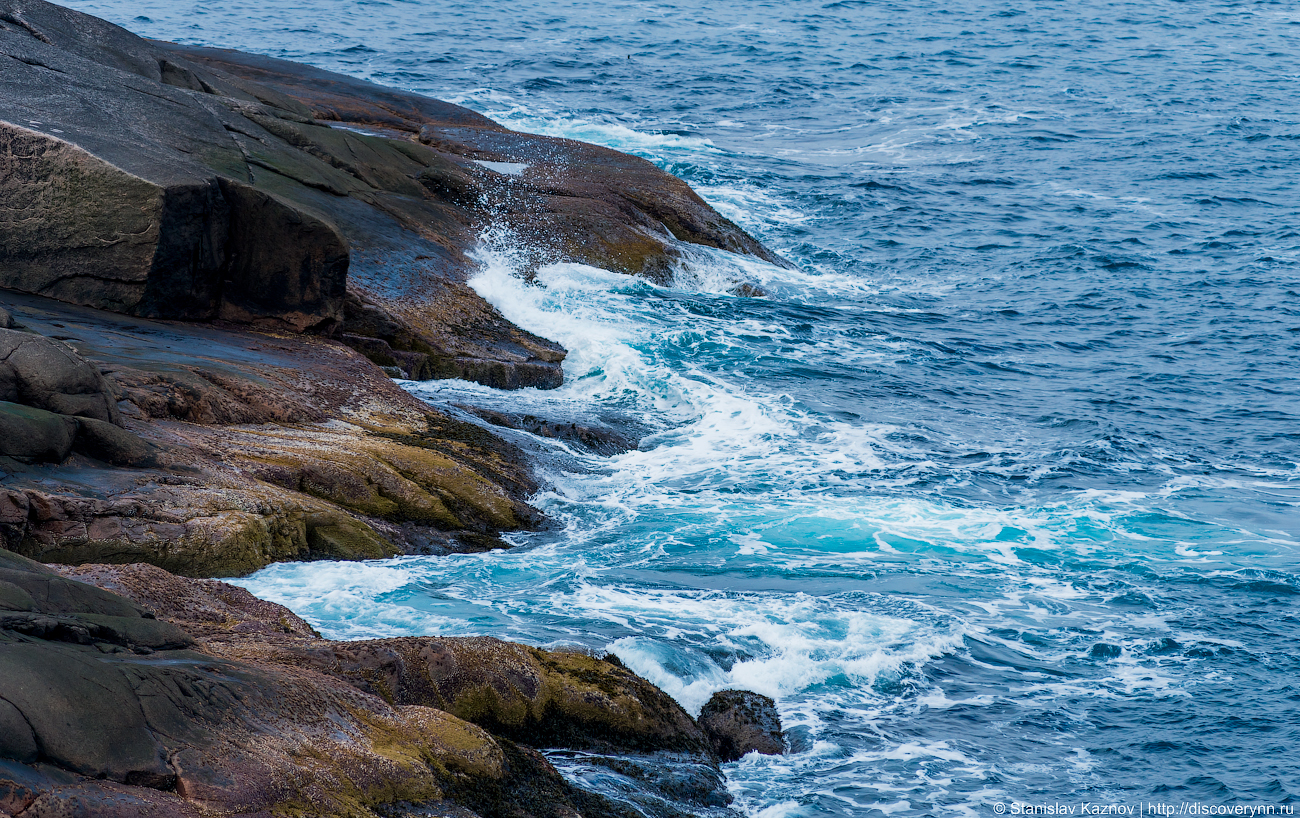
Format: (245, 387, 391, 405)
(0, 0, 783, 391)
(0, 328, 121, 424)
(298, 638, 715, 757)
(0, 550, 641, 818)
(38, 558, 732, 816)
(59, 562, 715, 759)
(697, 689, 786, 761)
(0, 291, 542, 577)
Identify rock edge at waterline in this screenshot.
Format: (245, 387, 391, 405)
(0, 0, 783, 392)
(0, 0, 784, 577)
(0, 550, 739, 817)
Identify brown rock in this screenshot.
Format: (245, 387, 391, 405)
(697, 689, 786, 761)
(2, 553, 635, 818)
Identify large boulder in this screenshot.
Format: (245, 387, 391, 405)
(0, 328, 120, 423)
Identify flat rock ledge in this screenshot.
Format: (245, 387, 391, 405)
(0, 550, 737, 818)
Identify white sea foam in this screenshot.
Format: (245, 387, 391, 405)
(558, 585, 966, 713)
(230, 558, 462, 640)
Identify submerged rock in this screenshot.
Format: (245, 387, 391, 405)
(698, 689, 786, 762)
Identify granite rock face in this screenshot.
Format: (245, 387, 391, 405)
(22, 558, 737, 817)
(0, 0, 782, 390)
(697, 689, 786, 762)
(0, 550, 672, 818)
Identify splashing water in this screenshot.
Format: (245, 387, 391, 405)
(61, 0, 1300, 813)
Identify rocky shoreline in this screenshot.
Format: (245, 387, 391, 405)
(0, 1, 785, 814)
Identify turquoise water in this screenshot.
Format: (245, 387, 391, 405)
(61, 0, 1300, 814)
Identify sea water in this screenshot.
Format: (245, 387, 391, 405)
(61, 0, 1300, 814)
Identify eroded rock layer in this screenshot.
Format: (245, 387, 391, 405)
(0, 292, 541, 577)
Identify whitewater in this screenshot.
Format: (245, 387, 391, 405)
(62, 0, 1300, 814)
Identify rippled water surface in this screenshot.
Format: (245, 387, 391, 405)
(62, 0, 1300, 814)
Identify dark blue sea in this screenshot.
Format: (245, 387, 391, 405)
(62, 0, 1300, 814)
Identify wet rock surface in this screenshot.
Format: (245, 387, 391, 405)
(460, 405, 640, 457)
(31, 558, 739, 817)
(698, 689, 786, 762)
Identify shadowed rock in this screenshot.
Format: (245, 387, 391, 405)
(698, 689, 786, 762)
(0, 401, 77, 463)
(0, 328, 120, 424)
(71, 416, 153, 466)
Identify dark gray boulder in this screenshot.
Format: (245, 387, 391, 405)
(0, 328, 120, 424)
(0, 401, 77, 463)
(697, 689, 786, 762)
(0, 305, 13, 329)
